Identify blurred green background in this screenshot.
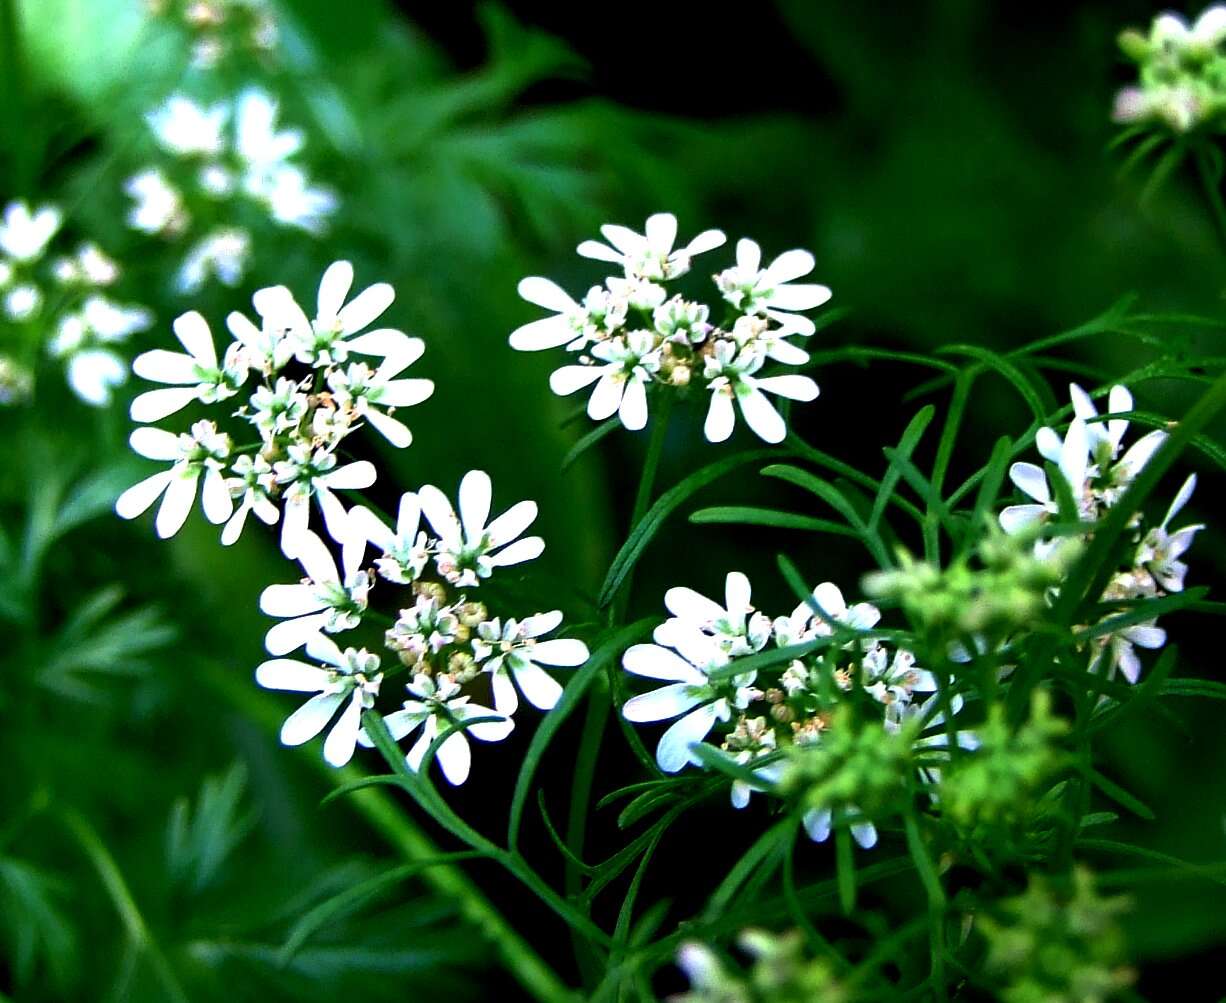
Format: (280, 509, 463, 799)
(1, 0, 1223, 998)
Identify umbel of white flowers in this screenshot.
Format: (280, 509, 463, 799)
(254, 471, 588, 774)
(620, 571, 957, 850)
(116, 260, 433, 554)
(999, 382, 1202, 685)
(510, 213, 826, 444)
(0, 199, 154, 407)
(125, 89, 336, 294)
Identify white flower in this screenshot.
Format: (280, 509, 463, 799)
(3, 283, 42, 320)
(176, 227, 251, 293)
(702, 339, 819, 444)
(655, 571, 772, 657)
(80, 295, 154, 343)
(349, 492, 432, 584)
(1097, 621, 1166, 685)
(222, 453, 279, 544)
(418, 470, 544, 587)
(999, 418, 1090, 535)
(124, 169, 187, 235)
(115, 420, 234, 537)
(256, 636, 382, 767)
(1065, 383, 1168, 505)
(861, 645, 934, 709)
(772, 581, 881, 647)
(63, 349, 128, 406)
(576, 212, 726, 282)
(0, 201, 61, 262)
(357, 672, 513, 786)
(1137, 474, 1203, 593)
(259, 528, 370, 654)
(258, 261, 409, 368)
(472, 611, 589, 714)
(622, 629, 755, 774)
(262, 165, 337, 234)
(273, 443, 376, 557)
(1151, 5, 1226, 52)
(131, 311, 249, 422)
(509, 278, 627, 352)
(548, 332, 660, 431)
(245, 376, 308, 439)
(327, 350, 435, 449)
(234, 87, 303, 182)
(385, 594, 461, 663)
(146, 94, 229, 157)
(802, 807, 878, 850)
(715, 238, 832, 335)
(52, 243, 120, 286)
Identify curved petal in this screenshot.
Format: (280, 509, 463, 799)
(280, 497, 310, 558)
(684, 229, 726, 256)
(622, 643, 705, 683)
(517, 276, 576, 313)
(458, 470, 492, 542)
(763, 248, 815, 285)
(115, 471, 172, 520)
(200, 468, 234, 524)
(754, 374, 819, 402)
(255, 659, 331, 691)
(485, 500, 537, 548)
(999, 504, 1046, 535)
(364, 407, 413, 448)
(725, 571, 752, 615)
(530, 639, 589, 666)
(339, 283, 394, 335)
(264, 612, 331, 656)
(767, 283, 830, 311)
(348, 504, 394, 552)
(575, 239, 624, 264)
(487, 536, 545, 568)
(511, 316, 578, 352)
(129, 426, 182, 461)
(737, 384, 786, 444)
(130, 386, 202, 423)
(645, 212, 677, 254)
(319, 460, 377, 491)
(512, 660, 564, 710)
(549, 364, 605, 396)
(173, 310, 216, 366)
(377, 377, 434, 408)
(851, 821, 878, 849)
(1008, 462, 1050, 504)
(704, 391, 735, 443)
(133, 349, 200, 385)
(664, 586, 726, 626)
(280, 690, 344, 746)
(458, 703, 515, 742)
(436, 729, 472, 786)
(491, 668, 519, 716)
(599, 224, 647, 257)
(418, 484, 461, 544)
(523, 610, 564, 637)
(587, 372, 623, 421)
(1035, 426, 1063, 464)
(346, 327, 416, 360)
(323, 695, 363, 767)
(623, 682, 704, 723)
(317, 260, 354, 319)
(155, 470, 199, 538)
(619, 377, 648, 430)
(655, 703, 718, 772)
(260, 583, 328, 617)
(735, 238, 761, 273)
(803, 807, 832, 843)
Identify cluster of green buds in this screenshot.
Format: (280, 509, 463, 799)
(1115, 5, 1226, 133)
(863, 524, 1078, 645)
(673, 930, 852, 1003)
(937, 691, 1068, 834)
(977, 868, 1134, 1003)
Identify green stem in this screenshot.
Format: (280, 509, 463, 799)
(1194, 143, 1226, 260)
(61, 808, 191, 1003)
(206, 666, 577, 1003)
(0, 0, 29, 193)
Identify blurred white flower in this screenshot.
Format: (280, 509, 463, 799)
(772, 581, 881, 646)
(146, 94, 229, 157)
(176, 227, 251, 293)
(115, 420, 234, 537)
(124, 169, 187, 235)
(51, 243, 120, 286)
(418, 470, 544, 587)
(256, 636, 382, 767)
(3, 283, 43, 321)
(0, 200, 61, 262)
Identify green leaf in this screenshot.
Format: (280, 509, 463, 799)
(867, 405, 935, 535)
(689, 505, 859, 536)
(562, 416, 621, 472)
(1161, 677, 1226, 700)
(1085, 769, 1156, 821)
(937, 345, 1048, 420)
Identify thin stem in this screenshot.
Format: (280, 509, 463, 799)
(61, 808, 191, 1003)
(205, 666, 578, 1003)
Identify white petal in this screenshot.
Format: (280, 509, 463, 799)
(530, 639, 589, 666)
(623, 643, 705, 682)
(1115, 429, 1167, 480)
(155, 469, 199, 538)
(803, 808, 832, 843)
(200, 468, 233, 524)
(1060, 419, 1089, 492)
(512, 316, 578, 352)
(485, 500, 537, 548)
(365, 408, 413, 448)
(346, 504, 394, 552)
(575, 240, 624, 264)
(458, 703, 515, 742)
(999, 504, 1046, 535)
(339, 283, 394, 335)
(623, 682, 704, 723)
(458, 470, 492, 541)
(645, 212, 677, 254)
(264, 612, 331, 656)
(115, 471, 172, 520)
(512, 660, 564, 710)
(280, 498, 310, 558)
(851, 821, 878, 849)
(1165, 473, 1197, 524)
(317, 261, 354, 319)
(655, 703, 718, 772)
(487, 536, 545, 567)
(684, 229, 726, 256)
(346, 327, 416, 360)
(735, 238, 761, 273)
(725, 571, 752, 614)
(132, 349, 200, 385)
(377, 378, 434, 408)
(173, 311, 216, 367)
(130, 386, 202, 423)
(1035, 427, 1063, 464)
(369, 708, 427, 745)
(260, 583, 328, 617)
(767, 283, 830, 311)
(323, 695, 363, 767)
(436, 729, 472, 786)
(587, 372, 623, 421)
(305, 633, 345, 667)
(1125, 624, 1166, 649)
(764, 248, 815, 285)
(280, 690, 344, 746)
(405, 719, 435, 772)
(763, 338, 810, 365)
(549, 364, 605, 396)
(754, 374, 819, 402)
(737, 384, 786, 444)
(396, 493, 422, 539)
(316, 488, 351, 547)
(600, 224, 648, 257)
(619, 378, 648, 431)
(517, 276, 576, 313)
(492, 668, 519, 716)
(811, 582, 848, 618)
(523, 610, 564, 637)
(319, 460, 377, 492)
(129, 426, 182, 461)
(418, 485, 461, 543)
(704, 392, 736, 443)
(665, 586, 726, 626)
(1009, 462, 1050, 504)
(255, 659, 331, 691)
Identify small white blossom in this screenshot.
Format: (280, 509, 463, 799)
(273, 443, 376, 557)
(510, 278, 627, 352)
(222, 453, 279, 544)
(548, 332, 660, 431)
(176, 227, 251, 293)
(357, 672, 513, 786)
(131, 310, 249, 422)
(259, 528, 370, 654)
(472, 610, 589, 714)
(803, 807, 878, 850)
(656, 571, 772, 657)
(124, 169, 187, 235)
(703, 339, 819, 444)
(418, 470, 544, 587)
(349, 492, 432, 584)
(576, 212, 726, 282)
(772, 582, 881, 646)
(146, 94, 229, 157)
(51, 243, 120, 286)
(715, 238, 832, 335)
(0, 201, 61, 262)
(1000, 418, 1091, 535)
(256, 635, 382, 767)
(115, 420, 234, 537)
(3, 283, 42, 320)
(1137, 474, 1203, 593)
(327, 349, 435, 449)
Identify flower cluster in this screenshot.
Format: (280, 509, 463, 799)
(1114, 5, 1226, 132)
(254, 471, 589, 776)
(146, 0, 279, 69)
(125, 89, 336, 293)
(0, 199, 154, 406)
(673, 930, 852, 1003)
(621, 573, 965, 848)
(511, 213, 826, 444)
(999, 383, 1202, 683)
(116, 260, 433, 551)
